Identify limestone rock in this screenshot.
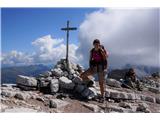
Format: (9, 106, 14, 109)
(16, 75, 37, 90)
(72, 76, 83, 84)
(74, 84, 86, 93)
(50, 79, 59, 93)
(51, 68, 63, 77)
(106, 78, 122, 88)
(1, 90, 16, 98)
(136, 103, 150, 113)
(14, 92, 30, 100)
(155, 97, 160, 104)
(119, 102, 131, 109)
(43, 71, 52, 77)
(147, 87, 160, 94)
(59, 76, 75, 90)
(49, 99, 69, 108)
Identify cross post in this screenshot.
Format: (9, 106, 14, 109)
(61, 20, 77, 69)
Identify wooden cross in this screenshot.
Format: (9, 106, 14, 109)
(61, 20, 77, 69)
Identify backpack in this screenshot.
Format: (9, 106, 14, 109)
(89, 45, 108, 69)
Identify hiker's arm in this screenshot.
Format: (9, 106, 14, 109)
(89, 50, 92, 68)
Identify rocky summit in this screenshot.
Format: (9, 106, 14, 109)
(1, 59, 160, 113)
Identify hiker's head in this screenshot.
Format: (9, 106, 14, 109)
(93, 39, 100, 49)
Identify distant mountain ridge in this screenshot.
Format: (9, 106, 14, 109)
(1, 64, 52, 84)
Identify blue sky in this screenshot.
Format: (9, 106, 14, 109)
(1, 8, 159, 68)
(1, 8, 98, 53)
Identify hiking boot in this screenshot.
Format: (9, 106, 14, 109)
(99, 96, 105, 103)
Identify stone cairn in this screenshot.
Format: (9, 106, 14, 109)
(16, 59, 97, 100)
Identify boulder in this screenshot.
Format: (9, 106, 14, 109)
(74, 84, 86, 93)
(51, 68, 63, 77)
(144, 96, 155, 103)
(49, 99, 69, 108)
(62, 71, 69, 77)
(155, 97, 160, 104)
(16, 75, 37, 90)
(81, 87, 97, 99)
(1, 90, 16, 98)
(87, 87, 98, 99)
(72, 76, 83, 84)
(81, 88, 91, 98)
(110, 91, 119, 99)
(50, 79, 59, 93)
(59, 76, 75, 90)
(43, 71, 52, 77)
(136, 103, 150, 113)
(106, 78, 122, 88)
(147, 87, 160, 94)
(119, 102, 131, 109)
(14, 92, 30, 100)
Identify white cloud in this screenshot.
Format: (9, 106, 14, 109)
(77, 8, 159, 68)
(1, 50, 33, 65)
(2, 35, 80, 66)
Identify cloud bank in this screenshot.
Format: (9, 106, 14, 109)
(2, 35, 80, 66)
(77, 8, 159, 68)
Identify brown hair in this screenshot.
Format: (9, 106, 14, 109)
(93, 39, 100, 45)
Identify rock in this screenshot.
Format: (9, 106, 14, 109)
(87, 87, 98, 99)
(81, 87, 97, 99)
(109, 105, 124, 113)
(119, 102, 131, 109)
(72, 76, 83, 84)
(110, 91, 119, 99)
(105, 91, 110, 98)
(108, 69, 128, 80)
(59, 76, 75, 90)
(147, 87, 160, 94)
(82, 103, 100, 112)
(36, 97, 45, 102)
(81, 88, 91, 98)
(136, 103, 149, 113)
(119, 93, 128, 99)
(68, 74, 74, 80)
(4, 107, 38, 112)
(127, 93, 136, 100)
(69, 69, 75, 75)
(155, 97, 160, 104)
(75, 84, 86, 93)
(16, 75, 37, 90)
(144, 96, 155, 103)
(50, 79, 59, 93)
(43, 71, 52, 77)
(51, 68, 63, 77)
(106, 78, 122, 88)
(62, 71, 69, 77)
(49, 99, 69, 108)
(14, 92, 30, 100)
(1, 90, 16, 98)
(75, 71, 80, 76)
(77, 64, 84, 73)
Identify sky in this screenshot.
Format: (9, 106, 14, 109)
(2, 8, 98, 53)
(1, 8, 159, 68)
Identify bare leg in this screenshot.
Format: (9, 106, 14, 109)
(80, 67, 96, 83)
(98, 71, 105, 97)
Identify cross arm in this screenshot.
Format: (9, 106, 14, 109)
(61, 27, 77, 31)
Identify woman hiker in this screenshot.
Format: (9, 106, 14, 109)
(80, 39, 109, 102)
